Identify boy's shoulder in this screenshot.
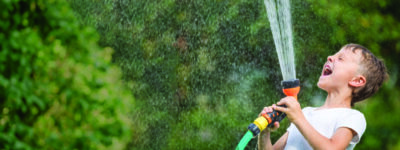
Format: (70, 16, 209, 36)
(302, 107, 365, 117)
(301, 107, 315, 112)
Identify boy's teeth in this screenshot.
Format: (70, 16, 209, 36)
(323, 65, 332, 76)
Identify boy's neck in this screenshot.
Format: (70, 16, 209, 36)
(321, 89, 352, 109)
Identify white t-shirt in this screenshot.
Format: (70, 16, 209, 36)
(284, 107, 366, 150)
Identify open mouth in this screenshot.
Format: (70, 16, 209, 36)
(323, 65, 333, 76)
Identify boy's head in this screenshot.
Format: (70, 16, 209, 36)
(317, 44, 388, 106)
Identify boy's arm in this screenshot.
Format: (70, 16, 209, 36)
(274, 97, 355, 150)
(258, 127, 289, 150)
(257, 130, 273, 150)
(258, 131, 289, 150)
(273, 132, 289, 150)
(293, 119, 355, 150)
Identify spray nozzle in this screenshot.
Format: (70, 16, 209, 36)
(281, 79, 300, 100)
(247, 79, 301, 135)
(281, 79, 300, 89)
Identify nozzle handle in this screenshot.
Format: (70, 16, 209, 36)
(267, 105, 287, 128)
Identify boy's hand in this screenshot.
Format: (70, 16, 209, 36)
(259, 106, 280, 132)
(273, 96, 304, 124)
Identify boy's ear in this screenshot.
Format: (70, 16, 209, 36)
(349, 75, 366, 87)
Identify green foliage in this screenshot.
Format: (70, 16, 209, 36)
(0, 0, 134, 149)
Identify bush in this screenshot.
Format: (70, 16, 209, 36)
(0, 0, 134, 149)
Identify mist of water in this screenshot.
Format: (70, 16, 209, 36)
(264, 0, 296, 81)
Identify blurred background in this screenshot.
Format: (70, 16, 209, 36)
(1, 0, 399, 149)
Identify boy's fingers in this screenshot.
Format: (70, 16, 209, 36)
(272, 104, 277, 109)
(273, 122, 280, 128)
(259, 107, 273, 116)
(277, 96, 296, 105)
(262, 107, 267, 113)
(270, 122, 280, 131)
(269, 107, 274, 112)
(266, 106, 273, 113)
(274, 105, 287, 113)
(277, 100, 287, 106)
(272, 104, 279, 110)
(289, 96, 297, 101)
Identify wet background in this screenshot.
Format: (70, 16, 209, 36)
(1, 0, 400, 149)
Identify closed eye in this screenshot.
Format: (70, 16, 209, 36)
(338, 55, 345, 61)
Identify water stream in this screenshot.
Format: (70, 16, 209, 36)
(264, 0, 296, 81)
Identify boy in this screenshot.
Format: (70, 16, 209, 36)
(257, 44, 388, 150)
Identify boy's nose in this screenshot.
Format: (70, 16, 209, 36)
(327, 56, 334, 62)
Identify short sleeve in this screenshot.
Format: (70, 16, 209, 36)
(287, 122, 295, 133)
(336, 110, 366, 144)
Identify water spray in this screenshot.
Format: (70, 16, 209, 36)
(236, 0, 297, 149)
(235, 79, 300, 150)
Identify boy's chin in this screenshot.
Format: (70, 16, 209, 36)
(317, 81, 328, 91)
